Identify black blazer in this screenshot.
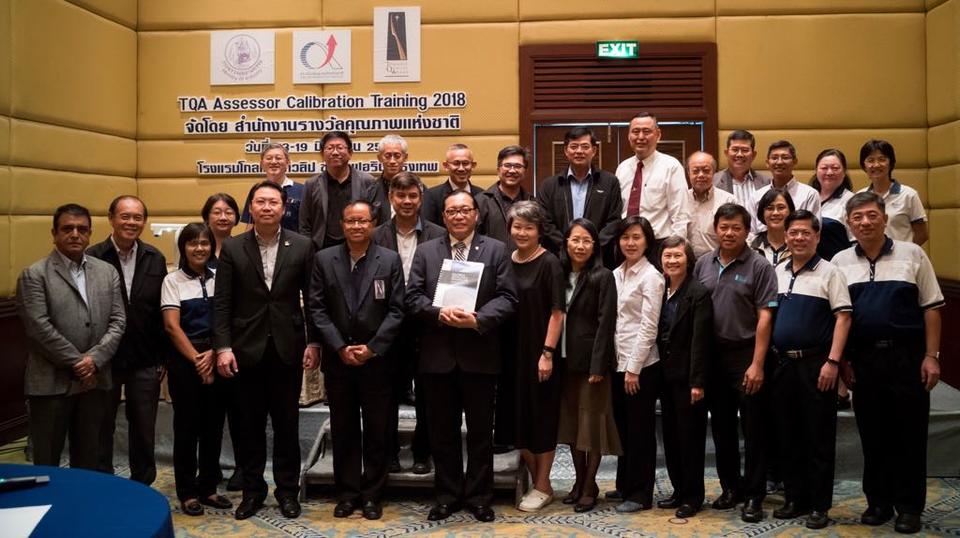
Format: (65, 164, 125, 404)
(299, 168, 374, 250)
(535, 170, 623, 255)
(657, 277, 713, 388)
(421, 180, 483, 226)
(476, 183, 531, 250)
(366, 176, 392, 226)
(87, 237, 168, 370)
(371, 218, 447, 252)
(405, 234, 518, 375)
(212, 229, 316, 368)
(563, 268, 617, 376)
(309, 244, 405, 375)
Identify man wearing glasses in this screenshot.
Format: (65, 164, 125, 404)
(406, 190, 518, 523)
(536, 127, 623, 261)
(300, 130, 375, 250)
(422, 143, 483, 225)
(714, 129, 771, 209)
(750, 140, 821, 234)
(477, 145, 533, 251)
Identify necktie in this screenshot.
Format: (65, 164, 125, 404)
(454, 241, 466, 261)
(627, 161, 644, 216)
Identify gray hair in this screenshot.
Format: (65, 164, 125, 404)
(259, 142, 289, 160)
(845, 191, 885, 215)
(378, 134, 408, 154)
(506, 200, 548, 235)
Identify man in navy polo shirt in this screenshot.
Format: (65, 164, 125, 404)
(833, 192, 943, 534)
(692, 202, 778, 523)
(770, 209, 851, 529)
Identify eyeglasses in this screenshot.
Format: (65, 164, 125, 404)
(59, 225, 91, 235)
(787, 230, 814, 239)
(566, 143, 594, 152)
(568, 237, 594, 246)
(324, 144, 349, 153)
(444, 207, 476, 217)
(342, 218, 373, 227)
(728, 147, 753, 155)
(768, 154, 795, 162)
(500, 163, 525, 170)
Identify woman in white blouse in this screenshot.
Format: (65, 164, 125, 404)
(858, 139, 928, 245)
(809, 149, 854, 260)
(609, 216, 665, 513)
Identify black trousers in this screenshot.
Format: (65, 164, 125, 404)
(221, 376, 243, 479)
(660, 376, 707, 507)
(324, 365, 393, 503)
(388, 331, 429, 463)
(99, 365, 161, 485)
(707, 342, 767, 500)
(421, 368, 497, 507)
(611, 365, 661, 505)
(29, 389, 109, 470)
(851, 342, 929, 515)
(772, 352, 837, 511)
(763, 351, 782, 485)
(167, 354, 227, 502)
(235, 341, 303, 501)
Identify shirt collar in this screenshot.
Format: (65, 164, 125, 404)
(618, 257, 650, 277)
(394, 217, 423, 236)
(566, 166, 593, 182)
(854, 235, 894, 259)
(786, 254, 821, 277)
(639, 152, 657, 168)
(690, 187, 713, 203)
(55, 249, 87, 271)
(254, 227, 282, 246)
(280, 176, 294, 188)
(182, 263, 215, 280)
(714, 243, 753, 265)
(449, 231, 475, 249)
(866, 179, 903, 195)
(110, 235, 138, 260)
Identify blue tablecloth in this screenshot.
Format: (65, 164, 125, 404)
(0, 464, 174, 538)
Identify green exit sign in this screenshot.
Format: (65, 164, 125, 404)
(597, 41, 639, 59)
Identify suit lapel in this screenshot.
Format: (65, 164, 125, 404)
(329, 247, 350, 306)
(49, 253, 87, 308)
(466, 235, 485, 262)
(242, 232, 267, 285)
(129, 240, 146, 299)
(272, 229, 290, 286)
(387, 220, 400, 251)
(355, 250, 380, 308)
(568, 273, 585, 309)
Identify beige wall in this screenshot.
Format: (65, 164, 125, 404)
(0, 0, 957, 294)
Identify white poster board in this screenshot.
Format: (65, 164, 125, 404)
(210, 30, 275, 85)
(373, 7, 421, 82)
(293, 30, 351, 84)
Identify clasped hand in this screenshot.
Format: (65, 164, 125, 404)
(439, 307, 478, 329)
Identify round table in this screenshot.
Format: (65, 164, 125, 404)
(0, 464, 174, 538)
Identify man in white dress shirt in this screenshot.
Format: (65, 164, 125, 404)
(685, 152, 737, 258)
(615, 112, 690, 244)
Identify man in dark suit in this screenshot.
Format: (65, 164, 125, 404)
(367, 134, 409, 225)
(421, 143, 483, 225)
(477, 145, 533, 251)
(536, 127, 623, 262)
(371, 172, 445, 475)
(309, 200, 405, 520)
(17, 203, 126, 470)
(406, 190, 518, 522)
(214, 181, 320, 520)
(88, 195, 167, 485)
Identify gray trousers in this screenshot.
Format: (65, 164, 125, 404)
(29, 389, 110, 469)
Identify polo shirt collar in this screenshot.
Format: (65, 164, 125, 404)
(867, 179, 902, 195)
(712, 243, 753, 266)
(854, 235, 894, 259)
(182, 263, 215, 280)
(786, 254, 822, 277)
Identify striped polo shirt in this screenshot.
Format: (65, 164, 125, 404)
(160, 266, 216, 341)
(833, 237, 944, 344)
(772, 255, 852, 352)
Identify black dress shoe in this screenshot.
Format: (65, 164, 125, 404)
(861, 505, 894, 526)
(806, 510, 830, 529)
(657, 494, 680, 509)
(675, 503, 699, 518)
(334, 500, 359, 518)
(226, 469, 244, 492)
(712, 490, 742, 510)
(200, 494, 233, 509)
(741, 498, 764, 523)
(605, 489, 623, 501)
(362, 500, 382, 520)
(278, 497, 301, 518)
(895, 512, 923, 534)
(388, 458, 402, 473)
(181, 499, 204, 517)
(235, 497, 264, 520)
(773, 501, 810, 519)
(469, 504, 495, 522)
(427, 503, 460, 521)
(562, 489, 581, 505)
(411, 461, 432, 475)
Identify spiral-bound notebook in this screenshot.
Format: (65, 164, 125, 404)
(432, 259, 484, 311)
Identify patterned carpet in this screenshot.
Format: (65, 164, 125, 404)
(157, 465, 960, 537)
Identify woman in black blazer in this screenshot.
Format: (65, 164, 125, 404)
(556, 218, 621, 513)
(656, 235, 714, 519)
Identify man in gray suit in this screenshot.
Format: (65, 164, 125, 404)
(16, 203, 126, 469)
(713, 129, 771, 209)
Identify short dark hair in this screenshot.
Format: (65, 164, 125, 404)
(108, 195, 147, 220)
(389, 171, 425, 193)
(846, 191, 885, 215)
(785, 209, 821, 233)
(767, 140, 797, 160)
(859, 139, 896, 175)
(53, 203, 91, 230)
(809, 148, 854, 197)
(660, 235, 697, 273)
(756, 188, 796, 226)
(560, 218, 604, 288)
(713, 203, 751, 230)
(506, 200, 547, 236)
(630, 111, 659, 127)
(176, 222, 214, 269)
(249, 180, 287, 204)
(443, 188, 477, 210)
(497, 145, 530, 168)
(564, 127, 598, 146)
(341, 199, 374, 220)
(614, 216, 658, 268)
(321, 131, 353, 151)
(201, 192, 240, 226)
(726, 130, 756, 149)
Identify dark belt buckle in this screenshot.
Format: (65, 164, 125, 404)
(874, 340, 894, 349)
(785, 349, 803, 359)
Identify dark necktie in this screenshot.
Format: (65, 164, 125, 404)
(627, 161, 644, 216)
(454, 241, 466, 261)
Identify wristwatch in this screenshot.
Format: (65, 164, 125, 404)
(925, 351, 941, 361)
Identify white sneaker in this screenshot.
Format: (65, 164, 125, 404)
(518, 489, 553, 512)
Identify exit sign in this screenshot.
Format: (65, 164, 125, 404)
(597, 41, 639, 59)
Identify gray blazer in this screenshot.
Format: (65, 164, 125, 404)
(16, 251, 126, 396)
(298, 168, 374, 250)
(713, 168, 771, 197)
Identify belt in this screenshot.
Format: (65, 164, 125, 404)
(774, 346, 823, 359)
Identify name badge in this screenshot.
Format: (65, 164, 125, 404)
(374, 279, 386, 300)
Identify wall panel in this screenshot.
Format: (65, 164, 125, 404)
(929, 118, 960, 167)
(66, 0, 136, 28)
(930, 209, 960, 280)
(929, 164, 960, 209)
(718, 0, 924, 15)
(0, 0, 10, 116)
(10, 119, 137, 176)
(0, 217, 10, 296)
(8, 167, 136, 215)
(324, 0, 518, 25)
(138, 0, 322, 31)
(520, 18, 715, 45)
(926, 0, 960, 125)
(519, 0, 713, 21)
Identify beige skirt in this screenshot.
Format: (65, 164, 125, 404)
(557, 371, 622, 455)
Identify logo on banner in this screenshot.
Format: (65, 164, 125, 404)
(211, 30, 275, 85)
(294, 30, 351, 84)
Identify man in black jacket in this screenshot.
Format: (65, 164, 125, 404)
(367, 134, 409, 226)
(88, 195, 167, 485)
(477, 145, 532, 251)
(536, 127, 623, 263)
(310, 200, 405, 520)
(421, 143, 483, 225)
